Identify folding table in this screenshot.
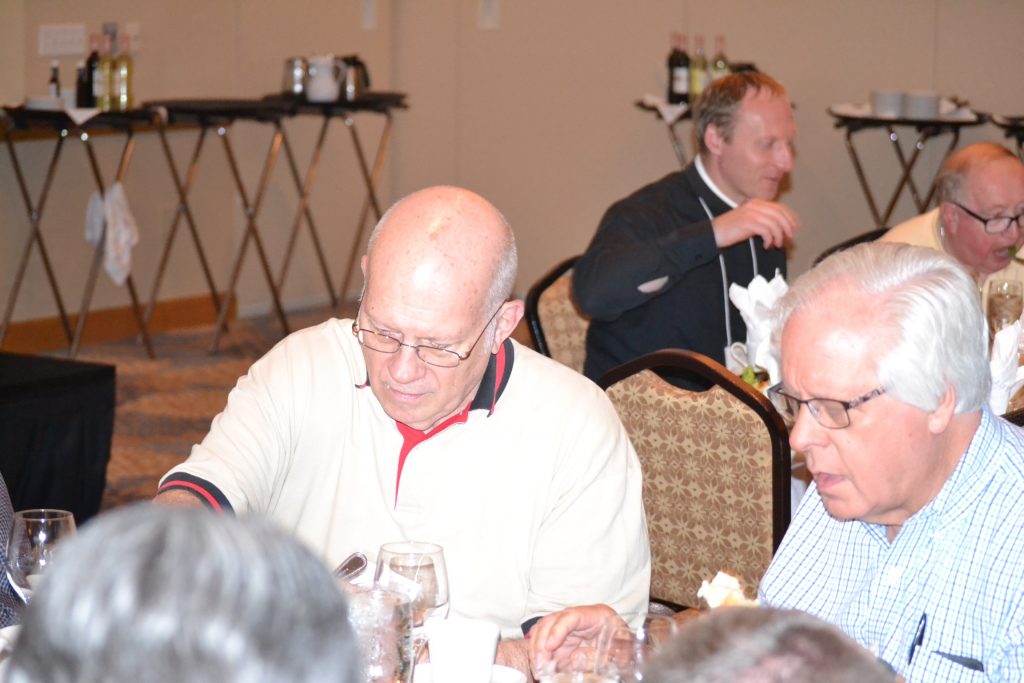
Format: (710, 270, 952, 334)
(635, 100, 690, 168)
(828, 106, 985, 229)
(144, 99, 293, 354)
(146, 92, 406, 353)
(990, 114, 1024, 160)
(0, 106, 156, 358)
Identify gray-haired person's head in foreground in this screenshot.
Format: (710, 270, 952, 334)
(645, 607, 896, 683)
(7, 505, 360, 683)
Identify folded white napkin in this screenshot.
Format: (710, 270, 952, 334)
(65, 107, 101, 126)
(641, 93, 688, 125)
(728, 270, 788, 384)
(989, 321, 1024, 414)
(84, 183, 140, 286)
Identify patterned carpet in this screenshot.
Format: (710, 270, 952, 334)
(77, 305, 534, 511)
(77, 306, 344, 511)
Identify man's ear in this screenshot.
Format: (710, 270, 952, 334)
(938, 202, 959, 237)
(705, 123, 725, 157)
(927, 384, 957, 435)
(491, 300, 525, 353)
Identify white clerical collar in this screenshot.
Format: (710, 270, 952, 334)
(695, 155, 739, 209)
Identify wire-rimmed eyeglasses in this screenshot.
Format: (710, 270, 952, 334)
(351, 304, 503, 368)
(766, 383, 886, 429)
(952, 201, 1024, 235)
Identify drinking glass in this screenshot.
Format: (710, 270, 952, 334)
(374, 542, 450, 669)
(987, 279, 1024, 337)
(5, 509, 77, 603)
(594, 613, 679, 682)
(347, 586, 413, 683)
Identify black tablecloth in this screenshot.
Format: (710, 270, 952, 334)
(0, 352, 115, 523)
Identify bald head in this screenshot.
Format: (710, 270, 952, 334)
(365, 186, 517, 315)
(936, 142, 1022, 205)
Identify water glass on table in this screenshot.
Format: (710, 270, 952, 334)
(5, 509, 76, 604)
(347, 586, 414, 683)
(987, 279, 1024, 337)
(593, 612, 679, 683)
(374, 542, 450, 668)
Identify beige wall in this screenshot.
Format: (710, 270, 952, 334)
(2, 0, 1023, 324)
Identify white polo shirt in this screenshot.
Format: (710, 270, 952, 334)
(160, 318, 651, 638)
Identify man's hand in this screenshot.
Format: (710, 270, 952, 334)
(712, 199, 799, 250)
(496, 639, 535, 682)
(527, 605, 616, 679)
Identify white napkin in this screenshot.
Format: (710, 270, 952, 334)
(103, 182, 140, 286)
(728, 270, 788, 384)
(65, 107, 101, 126)
(988, 321, 1024, 414)
(84, 184, 140, 286)
(641, 93, 688, 125)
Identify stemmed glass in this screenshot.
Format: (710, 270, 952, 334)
(5, 509, 77, 604)
(594, 612, 678, 682)
(987, 279, 1024, 338)
(374, 541, 450, 672)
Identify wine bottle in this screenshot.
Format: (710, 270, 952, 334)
(710, 35, 731, 81)
(113, 35, 133, 111)
(96, 33, 114, 111)
(689, 35, 709, 101)
(47, 61, 60, 99)
(667, 33, 690, 105)
(85, 33, 100, 107)
(75, 61, 90, 107)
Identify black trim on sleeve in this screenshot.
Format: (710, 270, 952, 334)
(522, 615, 542, 637)
(157, 472, 235, 514)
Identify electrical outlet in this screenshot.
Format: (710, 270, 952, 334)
(38, 24, 87, 57)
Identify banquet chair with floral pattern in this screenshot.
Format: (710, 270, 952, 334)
(598, 349, 790, 611)
(524, 256, 589, 373)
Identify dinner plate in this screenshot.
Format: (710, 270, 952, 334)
(414, 663, 527, 683)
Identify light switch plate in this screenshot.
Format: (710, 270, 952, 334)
(362, 0, 377, 30)
(479, 0, 499, 30)
(38, 23, 87, 57)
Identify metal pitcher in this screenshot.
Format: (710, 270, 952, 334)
(340, 55, 371, 101)
(282, 57, 307, 96)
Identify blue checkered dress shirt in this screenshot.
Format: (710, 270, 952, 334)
(760, 408, 1024, 682)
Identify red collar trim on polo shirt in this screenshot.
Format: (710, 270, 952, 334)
(389, 339, 515, 503)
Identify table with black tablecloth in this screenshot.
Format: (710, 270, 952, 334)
(0, 352, 115, 523)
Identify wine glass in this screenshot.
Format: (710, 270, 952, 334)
(594, 612, 679, 682)
(374, 541, 449, 670)
(5, 509, 77, 603)
(987, 279, 1024, 338)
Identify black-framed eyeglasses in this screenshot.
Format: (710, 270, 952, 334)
(952, 201, 1024, 235)
(351, 303, 504, 368)
(766, 383, 886, 430)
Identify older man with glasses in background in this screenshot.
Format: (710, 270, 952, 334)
(881, 142, 1024, 315)
(760, 242, 1024, 681)
(154, 185, 650, 677)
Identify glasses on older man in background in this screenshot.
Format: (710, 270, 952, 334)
(352, 304, 504, 368)
(952, 201, 1024, 234)
(766, 384, 886, 429)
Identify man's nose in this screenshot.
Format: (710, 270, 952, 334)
(788, 404, 823, 453)
(776, 144, 794, 173)
(387, 345, 426, 382)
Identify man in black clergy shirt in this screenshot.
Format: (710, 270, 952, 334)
(573, 72, 799, 386)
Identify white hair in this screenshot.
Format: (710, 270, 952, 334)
(773, 241, 989, 413)
(7, 505, 360, 683)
